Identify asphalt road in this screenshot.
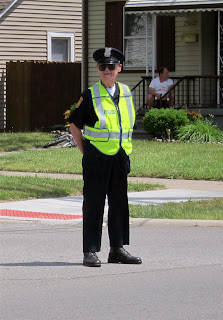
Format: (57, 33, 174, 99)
(1, 220, 223, 320)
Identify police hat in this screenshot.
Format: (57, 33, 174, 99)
(93, 47, 125, 64)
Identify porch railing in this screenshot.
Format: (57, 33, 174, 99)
(132, 75, 223, 113)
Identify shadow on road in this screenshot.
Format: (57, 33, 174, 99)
(0, 261, 81, 267)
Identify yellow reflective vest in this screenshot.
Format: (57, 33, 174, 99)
(83, 81, 135, 155)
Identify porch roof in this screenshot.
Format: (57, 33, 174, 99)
(0, 0, 18, 18)
(125, 0, 223, 13)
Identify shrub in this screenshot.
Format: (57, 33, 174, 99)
(177, 118, 223, 143)
(143, 108, 189, 139)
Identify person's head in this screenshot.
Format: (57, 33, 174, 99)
(93, 47, 125, 87)
(158, 67, 170, 81)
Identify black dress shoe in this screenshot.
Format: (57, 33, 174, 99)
(83, 252, 101, 267)
(108, 247, 142, 264)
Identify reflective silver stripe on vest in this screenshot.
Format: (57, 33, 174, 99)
(83, 128, 132, 140)
(119, 83, 134, 129)
(92, 83, 106, 129)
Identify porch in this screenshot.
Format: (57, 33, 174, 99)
(132, 75, 223, 131)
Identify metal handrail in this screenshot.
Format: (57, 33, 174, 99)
(161, 76, 187, 100)
(132, 75, 223, 111)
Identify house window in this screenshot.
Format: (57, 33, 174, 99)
(47, 32, 74, 62)
(105, 1, 175, 72)
(124, 12, 152, 69)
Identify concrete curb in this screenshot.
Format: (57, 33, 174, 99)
(130, 218, 223, 227)
(1, 216, 222, 228)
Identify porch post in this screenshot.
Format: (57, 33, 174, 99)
(146, 13, 149, 76)
(217, 10, 220, 107)
(217, 10, 223, 108)
(152, 13, 156, 79)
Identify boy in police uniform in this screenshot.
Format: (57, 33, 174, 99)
(69, 47, 142, 267)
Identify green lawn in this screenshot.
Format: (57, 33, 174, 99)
(0, 174, 164, 202)
(0, 132, 222, 220)
(0, 139, 222, 180)
(0, 132, 52, 152)
(0, 174, 222, 220)
(132, 140, 223, 180)
(130, 198, 223, 220)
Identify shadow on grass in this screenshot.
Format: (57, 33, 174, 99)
(0, 132, 52, 152)
(0, 176, 83, 200)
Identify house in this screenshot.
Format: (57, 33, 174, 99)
(82, 0, 223, 128)
(0, 0, 82, 130)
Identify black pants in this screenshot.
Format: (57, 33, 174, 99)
(82, 142, 130, 253)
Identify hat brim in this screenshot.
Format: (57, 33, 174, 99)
(97, 57, 121, 65)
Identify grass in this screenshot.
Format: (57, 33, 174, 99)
(0, 132, 222, 220)
(0, 139, 222, 180)
(0, 174, 164, 202)
(0, 174, 222, 221)
(0, 132, 52, 152)
(0, 174, 221, 221)
(131, 140, 223, 180)
(130, 198, 223, 220)
(0, 148, 83, 173)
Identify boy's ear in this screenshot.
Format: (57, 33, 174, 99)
(118, 64, 122, 72)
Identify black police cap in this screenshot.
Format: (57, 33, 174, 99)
(93, 47, 125, 64)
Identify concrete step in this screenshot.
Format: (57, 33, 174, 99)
(133, 128, 152, 140)
(134, 119, 144, 130)
(137, 108, 149, 116)
(133, 116, 153, 139)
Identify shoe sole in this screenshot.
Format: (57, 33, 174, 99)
(107, 259, 142, 264)
(83, 262, 101, 267)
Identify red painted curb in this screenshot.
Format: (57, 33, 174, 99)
(0, 209, 83, 220)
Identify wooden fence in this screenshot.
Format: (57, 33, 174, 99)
(6, 61, 81, 131)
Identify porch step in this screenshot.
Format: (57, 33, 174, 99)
(134, 119, 144, 130)
(137, 108, 149, 116)
(133, 119, 152, 140)
(133, 130, 152, 140)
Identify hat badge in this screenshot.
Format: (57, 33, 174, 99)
(104, 47, 111, 58)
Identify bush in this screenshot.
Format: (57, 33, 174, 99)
(177, 118, 223, 143)
(143, 108, 189, 139)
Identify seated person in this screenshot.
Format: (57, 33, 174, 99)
(147, 67, 174, 109)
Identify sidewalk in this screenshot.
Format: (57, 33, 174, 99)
(0, 171, 223, 225)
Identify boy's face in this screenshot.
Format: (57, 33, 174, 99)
(97, 64, 122, 85)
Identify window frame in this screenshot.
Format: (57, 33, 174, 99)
(47, 32, 75, 62)
(105, 1, 175, 73)
(123, 11, 152, 71)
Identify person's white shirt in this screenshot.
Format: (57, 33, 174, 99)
(106, 84, 116, 97)
(149, 76, 173, 95)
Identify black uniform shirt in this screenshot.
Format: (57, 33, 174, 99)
(68, 89, 98, 129)
(68, 82, 120, 129)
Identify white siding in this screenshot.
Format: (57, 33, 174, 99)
(87, 1, 218, 110)
(174, 12, 201, 76)
(88, 0, 106, 86)
(87, 1, 203, 85)
(88, 0, 144, 89)
(0, 0, 82, 129)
